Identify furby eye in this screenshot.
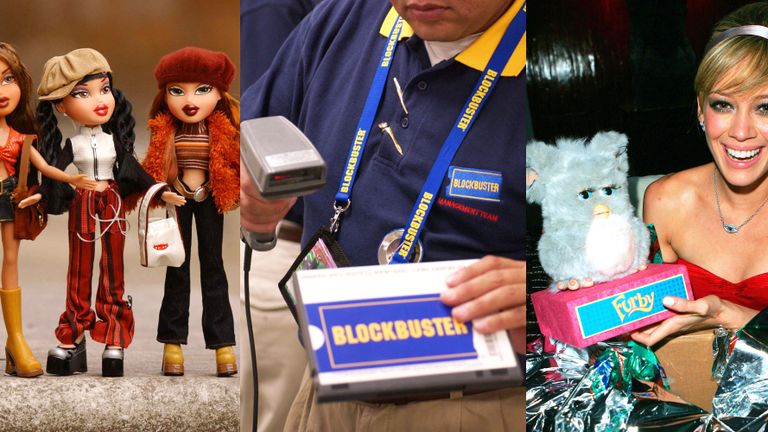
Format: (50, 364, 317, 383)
(600, 186, 619, 196)
(578, 190, 593, 200)
(195, 85, 213, 95)
(168, 87, 184, 96)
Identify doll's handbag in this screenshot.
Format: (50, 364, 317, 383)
(13, 135, 47, 241)
(138, 182, 185, 267)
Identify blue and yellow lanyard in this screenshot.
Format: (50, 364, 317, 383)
(330, 6, 526, 264)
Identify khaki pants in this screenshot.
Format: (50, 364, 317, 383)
(284, 369, 525, 432)
(240, 238, 306, 432)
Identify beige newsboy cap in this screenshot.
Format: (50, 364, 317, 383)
(37, 48, 111, 101)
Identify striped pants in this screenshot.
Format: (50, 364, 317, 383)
(55, 183, 134, 348)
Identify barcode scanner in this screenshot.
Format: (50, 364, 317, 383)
(240, 116, 326, 251)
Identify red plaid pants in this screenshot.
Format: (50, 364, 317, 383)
(55, 183, 134, 348)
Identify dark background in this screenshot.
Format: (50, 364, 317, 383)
(527, 0, 757, 177)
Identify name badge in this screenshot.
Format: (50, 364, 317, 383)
(445, 166, 502, 202)
(379, 228, 422, 265)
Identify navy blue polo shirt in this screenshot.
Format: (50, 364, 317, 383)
(240, 0, 324, 88)
(242, 0, 526, 266)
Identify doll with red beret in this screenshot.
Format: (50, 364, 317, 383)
(142, 47, 240, 376)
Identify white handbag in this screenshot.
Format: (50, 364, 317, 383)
(138, 182, 185, 267)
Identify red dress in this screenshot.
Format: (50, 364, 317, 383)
(678, 258, 768, 311)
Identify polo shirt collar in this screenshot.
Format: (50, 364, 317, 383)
(378, 0, 526, 77)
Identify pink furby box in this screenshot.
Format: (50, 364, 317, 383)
(531, 264, 692, 348)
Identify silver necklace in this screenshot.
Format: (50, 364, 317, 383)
(713, 168, 768, 234)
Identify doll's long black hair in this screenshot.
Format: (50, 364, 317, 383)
(36, 72, 137, 165)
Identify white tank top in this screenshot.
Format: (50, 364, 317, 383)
(70, 125, 117, 180)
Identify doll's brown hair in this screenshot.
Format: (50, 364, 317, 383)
(0, 42, 36, 135)
(148, 85, 240, 182)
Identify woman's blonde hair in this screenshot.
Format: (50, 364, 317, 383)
(695, 2, 768, 100)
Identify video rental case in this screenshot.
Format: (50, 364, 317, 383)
(291, 260, 522, 402)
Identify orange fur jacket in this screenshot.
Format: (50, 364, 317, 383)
(140, 111, 239, 213)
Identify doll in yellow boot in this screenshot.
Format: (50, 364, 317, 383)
(0, 43, 97, 377)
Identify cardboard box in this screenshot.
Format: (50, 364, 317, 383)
(653, 329, 718, 410)
(531, 264, 692, 348)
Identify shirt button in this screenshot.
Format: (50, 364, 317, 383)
(401, 116, 409, 128)
(417, 81, 428, 91)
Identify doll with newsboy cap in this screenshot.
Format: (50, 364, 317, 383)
(141, 47, 240, 377)
(36, 48, 184, 377)
(0, 43, 101, 379)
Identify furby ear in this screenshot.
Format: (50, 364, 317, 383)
(525, 140, 556, 204)
(589, 131, 629, 174)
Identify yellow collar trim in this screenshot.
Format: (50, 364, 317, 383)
(379, 8, 415, 40)
(378, 0, 525, 77)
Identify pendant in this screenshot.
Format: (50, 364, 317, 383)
(377, 228, 423, 265)
(723, 224, 739, 234)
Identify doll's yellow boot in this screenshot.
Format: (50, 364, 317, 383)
(162, 343, 184, 376)
(0, 288, 43, 377)
(215, 346, 237, 377)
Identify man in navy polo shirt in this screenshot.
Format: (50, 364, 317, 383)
(241, 0, 525, 429)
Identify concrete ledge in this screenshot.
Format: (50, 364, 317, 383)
(0, 375, 238, 432)
(0, 213, 242, 431)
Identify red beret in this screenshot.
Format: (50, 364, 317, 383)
(154, 47, 235, 92)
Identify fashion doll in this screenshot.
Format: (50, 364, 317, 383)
(0, 42, 96, 378)
(142, 47, 239, 376)
(36, 48, 184, 377)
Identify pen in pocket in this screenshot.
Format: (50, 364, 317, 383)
(378, 122, 404, 156)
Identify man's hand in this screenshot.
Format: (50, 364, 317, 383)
(441, 256, 526, 353)
(240, 160, 296, 234)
